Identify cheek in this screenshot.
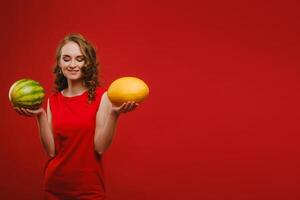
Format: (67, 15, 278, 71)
(59, 60, 66, 67)
(78, 62, 85, 67)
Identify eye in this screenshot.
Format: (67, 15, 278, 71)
(62, 56, 70, 62)
(76, 57, 85, 62)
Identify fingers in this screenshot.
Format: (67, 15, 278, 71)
(14, 107, 28, 116)
(25, 108, 37, 116)
(26, 108, 43, 115)
(22, 108, 35, 117)
(13, 107, 38, 117)
(117, 102, 129, 113)
(130, 102, 139, 111)
(14, 107, 24, 115)
(116, 101, 139, 114)
(123, 102, 132, 113)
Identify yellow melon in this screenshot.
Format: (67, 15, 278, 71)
(107, 77, 149, 106)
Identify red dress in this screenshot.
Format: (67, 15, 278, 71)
(44, 87, 106, 200)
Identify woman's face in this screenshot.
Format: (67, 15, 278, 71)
(59, 41, 85, 81)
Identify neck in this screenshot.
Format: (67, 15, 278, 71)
(64, 79, 87, 96)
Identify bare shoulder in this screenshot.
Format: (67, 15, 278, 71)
(101, 91, 110, 105)
(101, 91, 108, 100)
(97, 91, 112, 112)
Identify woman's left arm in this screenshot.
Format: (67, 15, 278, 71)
(94, 92, 138, 155)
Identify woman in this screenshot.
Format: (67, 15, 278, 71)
(14, 33, 138, 199)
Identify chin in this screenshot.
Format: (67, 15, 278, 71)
(66, 75, 83, 81)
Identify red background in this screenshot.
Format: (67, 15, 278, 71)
(1, 0, 300, 199)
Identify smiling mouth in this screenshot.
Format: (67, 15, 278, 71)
(67, 70, 79, 72)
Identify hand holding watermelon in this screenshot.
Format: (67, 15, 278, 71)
(14, 107, 45, 117)
(9, 79, 45, 114)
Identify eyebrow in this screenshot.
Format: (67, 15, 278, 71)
(62, 55, 84, 58)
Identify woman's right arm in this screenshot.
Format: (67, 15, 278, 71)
(35, 99, 55, 157)
(15, 98, 56, 157)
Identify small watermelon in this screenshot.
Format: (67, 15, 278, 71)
(8, 79, 45, 110)
(107, 77, 149, 106)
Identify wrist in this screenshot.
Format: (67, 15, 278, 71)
(36, 109, 46, 119)
(110, 109, 120, 118)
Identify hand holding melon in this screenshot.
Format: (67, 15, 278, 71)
(14, 107, 45, 117)
(9, 79, 45, 115)
(107, 77, 149, 113)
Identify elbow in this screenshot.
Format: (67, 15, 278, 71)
(48, 153, 55, 158)
(95, 143, 113, 155)
(95, 140, 111, 156)
(95, 147, 107, 156)
(48, 150, 55, 158)
(96, 148, 106, 156)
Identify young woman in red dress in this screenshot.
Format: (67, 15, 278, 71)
(14, 33, 138, 199)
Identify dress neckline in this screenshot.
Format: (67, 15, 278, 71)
(60, 89, 88, 100)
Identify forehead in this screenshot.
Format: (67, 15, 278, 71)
(61, 41, 83, 56)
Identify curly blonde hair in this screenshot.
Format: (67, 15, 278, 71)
(53, 33, 101, 103)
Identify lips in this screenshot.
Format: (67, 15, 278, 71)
(67, 69, 79, 72)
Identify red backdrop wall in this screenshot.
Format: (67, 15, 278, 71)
(1, 0, 300, 199)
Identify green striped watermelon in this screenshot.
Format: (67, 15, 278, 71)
(8, 79, 45, 110)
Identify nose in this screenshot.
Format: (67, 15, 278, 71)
(69, 59, 77, 68)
